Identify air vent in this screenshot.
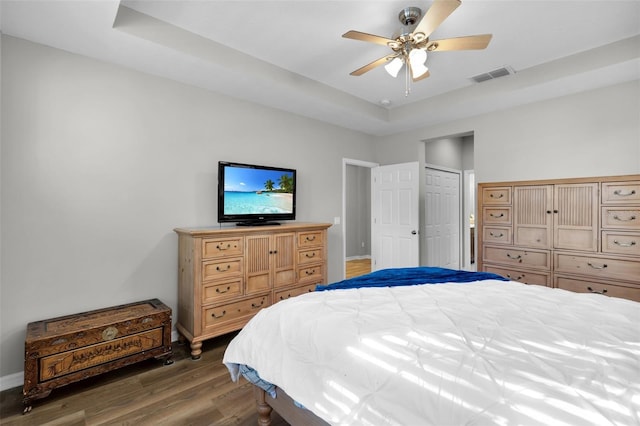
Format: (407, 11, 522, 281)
(471, 66, 515, 83)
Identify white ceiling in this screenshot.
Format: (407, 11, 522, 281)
(1, 1, 639, 136)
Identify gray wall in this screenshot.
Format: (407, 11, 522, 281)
(345, 165, 371, 258)
(0, 36, 376, 378)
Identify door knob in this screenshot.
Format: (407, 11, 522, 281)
(411, 230, 418, 235)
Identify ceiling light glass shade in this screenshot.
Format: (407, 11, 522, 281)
(384, 57, 403, 78)
(409, 48, 428, 78)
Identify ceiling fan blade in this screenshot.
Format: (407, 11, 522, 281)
(413, 0, 461, 40)
(411, 69, 431, 82)
(350, 54, 399, 76)
(427, 34, 493, 51)
(342, 30, 397, 47)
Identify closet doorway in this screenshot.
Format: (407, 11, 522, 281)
(424, 166, 461, 269)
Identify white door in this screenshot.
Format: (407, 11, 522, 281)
(371, 162, 420, 271)
(424, 167, 461, 269)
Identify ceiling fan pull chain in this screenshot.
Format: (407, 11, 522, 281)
(405, 60, 411, 97)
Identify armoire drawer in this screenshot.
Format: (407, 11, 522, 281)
(554, 252, 640, 284)
(483, 265, 550, 286)
(481, 187, 511, 205)
(554, 275, 640, 303)
(601, 181, 640, 204)
(483, 207, 512, 225)
(483, 245, 550, 270)
(601, 231, 640, 256)
(601, 207, 640, 229)
(483, 226, 512, 244)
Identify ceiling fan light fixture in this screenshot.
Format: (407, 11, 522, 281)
(384, 57, 403, 78)
(409, 48, 428, 77)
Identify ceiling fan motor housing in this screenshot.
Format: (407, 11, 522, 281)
(398, 7, 422, 26)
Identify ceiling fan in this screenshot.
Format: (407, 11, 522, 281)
(343, 0, 492, 86)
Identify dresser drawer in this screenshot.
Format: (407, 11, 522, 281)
(601, 181, 640, 204)
(483, 207, 512, 225)
(483, 265, 550, 286)
(601, 231, 640, 256)
(203, 294, 270, 329)
(601, 207, 640, 229)
(554, 275, 640, 303)
(297, 264, 324, 284)
(202, 257, 243, 282)
(482, 226, 512, 244)
(274, 284, 316, 303)
(298, 248, 324, 265)
(483, 245, 550, 270)
(202, 237, 243, 259)
(481, 187, 511, 205)
(554, 252, 640, 284)
(298, 231, 325, 248)
(202, 278, 243, 304)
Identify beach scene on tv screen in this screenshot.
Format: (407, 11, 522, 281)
(224, 167, 294, 214)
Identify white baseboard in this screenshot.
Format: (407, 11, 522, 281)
(0, 371, 23, 392)
(345, 255, 371, 261)
(0, 329, 183, 393)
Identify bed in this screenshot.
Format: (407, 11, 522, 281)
(223, 267, 640, 426)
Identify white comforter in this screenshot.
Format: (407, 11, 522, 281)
(224, 280, 640, 426)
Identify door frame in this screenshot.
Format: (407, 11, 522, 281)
(342, 158, 379, 280)
(424, 163, 463, 269)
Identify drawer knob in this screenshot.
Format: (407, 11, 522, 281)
(489, 232, 504, 238)
(305, 269, 315, 275)
(490, 193, 504, 199)
(211, 310, 226, 319)
(613, 189, 636, 197)
(216, 264, 231, 272)
(305, 235, 316, 242)
(587, 262, 608, 270)
(216, 243, 232, 250)
(251, 299, 266, 309)
(305, 252, 316, 258)
(587, 286, 608, 295)
(216, 286, 231, 294)
(506, 253, 522, 262)
(490, 213, 505, 218)
(613, 215, 637, 222)
(614, 240, 637, 247)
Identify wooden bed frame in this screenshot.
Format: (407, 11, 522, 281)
(254, 385, 328, 426)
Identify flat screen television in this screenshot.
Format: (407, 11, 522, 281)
(217, 161, 296, 226)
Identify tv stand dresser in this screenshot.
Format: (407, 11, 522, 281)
(174, 222, 331, 359)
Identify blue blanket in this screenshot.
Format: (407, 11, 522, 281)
(315, 267, 508, 292)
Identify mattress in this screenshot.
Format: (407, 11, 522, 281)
(224, 279, 640, 425)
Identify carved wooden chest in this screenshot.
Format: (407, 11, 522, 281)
(23, 298, 172, 410)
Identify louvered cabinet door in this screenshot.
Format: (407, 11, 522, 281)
(553, 183, 598, 251)
(245, 234, 272, 294)
(272, 232, 296, 288)
(514, 185, 553, 249)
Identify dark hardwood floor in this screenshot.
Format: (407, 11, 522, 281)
(0, 333, 289, 426)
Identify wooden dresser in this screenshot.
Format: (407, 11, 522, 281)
(174, 222, 331, 359)
(478, 174, 640, 302)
